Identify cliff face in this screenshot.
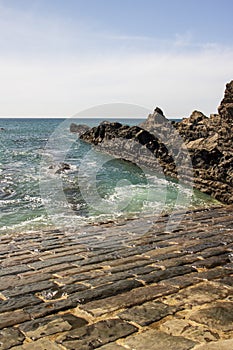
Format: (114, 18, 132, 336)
(173, 81, 233, 203)
(72, 81, 233, 204)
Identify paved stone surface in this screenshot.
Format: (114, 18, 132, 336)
(98, 344, 126, 349)
(22, 317, 71, 340)
(163, 281, 230, 307)
(0, 294, 42, 313)
(118, 301, 178, 326)
(19, 314, 88, 340)
(12, 339, 63, 349)
(56, 318, 138, 349)
(194, 339, 233, 349)
(122, 329, 197, 350)
(80, 284, 178, 317)
(190, 302, 233, 332)
(0, 310, 31, 329)
(0, 205, 232, 349)
(0, 328, 25, 349)
(160, 318, 220, 343)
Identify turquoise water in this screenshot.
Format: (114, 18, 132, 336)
(0, 118, 218, 233)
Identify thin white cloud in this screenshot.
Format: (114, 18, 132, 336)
(0, 2, 232, 117)
(1, 48, 233, 117)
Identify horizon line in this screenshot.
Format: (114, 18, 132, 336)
(0, 115, 182, 119)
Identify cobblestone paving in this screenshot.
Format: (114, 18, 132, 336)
(0, 205, 233, 349)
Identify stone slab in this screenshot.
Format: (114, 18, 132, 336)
(98, 344, 126, 349)
(0, 294, 42, 313)
(122, 329, 197, 350)
(0, 328, 25, 350)
(118, 301, 178, 326)
(19, 314, 88, 340)
(25, 298, 78, 319)
(2, 280, 56, 298)
(168, 282, 229, 307)
(81, 284, 178, 317)
(12, 339, 63, 349)
(23, 318, 72, 340)
(194, 339, 233, 350)
(160, 318, 219, 343)
(139, 265, 196, 284)
(56, 318, 138, 350)
(0, 265, 31, 277)
(0, 310, 31, 329)
(190, 302, 233, 331)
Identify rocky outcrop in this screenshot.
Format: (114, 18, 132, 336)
(218, 80, 233, 121)
(140, 107, 167, 130)
(72, 81, 233, 204)
(172, 81, 233, 203)
(49, 162, 71, 174)
(78, 120, 178, 177)
(70, 123, 90, 134)
(217, 81, 233, 152)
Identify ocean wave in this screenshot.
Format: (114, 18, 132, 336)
(0, 214, 52, 234)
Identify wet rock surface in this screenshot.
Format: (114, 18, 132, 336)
(75, 81, 233, 204)
(0, 205, 232, 348)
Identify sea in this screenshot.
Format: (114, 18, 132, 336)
(0, 118, 219, 234)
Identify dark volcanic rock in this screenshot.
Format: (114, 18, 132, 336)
(74, 81, 233, 204)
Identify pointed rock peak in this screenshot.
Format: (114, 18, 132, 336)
(189, 110, 207, 122)
(218, 80, 233, 120)
(139, 107, 167, 131)
(154, 107, 164, 116)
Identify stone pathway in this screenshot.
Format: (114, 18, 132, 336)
(0, 205, 233, 349)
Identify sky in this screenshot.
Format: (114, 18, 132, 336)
(0, 0, 233, 118)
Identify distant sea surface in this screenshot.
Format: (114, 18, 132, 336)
(0, 118, 218, 233)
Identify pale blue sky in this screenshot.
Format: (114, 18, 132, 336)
(0, 0, 233, 117)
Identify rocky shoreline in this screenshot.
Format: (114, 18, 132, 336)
(72, 81, 233, 205)
(0, 83, 232, 350)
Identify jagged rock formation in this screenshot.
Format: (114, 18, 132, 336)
(70, 123, 90, 134)
(172, 81, 233, 203)
(78, 120, 179, 178)
(72, 81, 233, 204)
